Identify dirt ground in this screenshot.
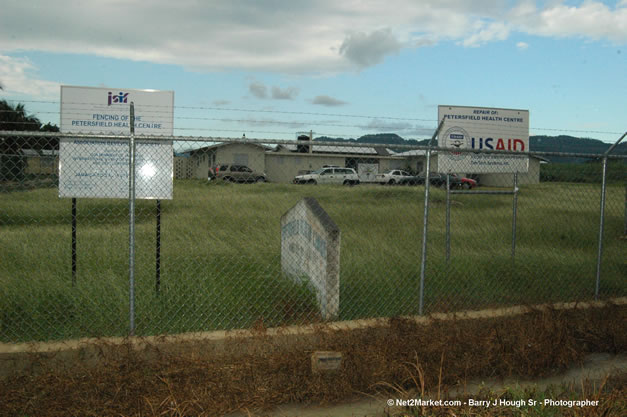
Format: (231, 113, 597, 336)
(1, 300, 625, 417)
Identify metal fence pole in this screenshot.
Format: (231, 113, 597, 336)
(595, 132, 626, 299)
(129, 102, 136, 335)
(156, 199, 161, 295)
(446, 174, 451, 263)
(512, 172, 518, 262)
(419, 120, 444, 315)
(71, 197, 77, 287)
(595, 157, 608, 300)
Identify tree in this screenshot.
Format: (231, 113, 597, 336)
(0, 100, 59, 182)
(0, 100, 42, 131)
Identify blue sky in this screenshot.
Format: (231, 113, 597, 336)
(1, 0, 625, 143)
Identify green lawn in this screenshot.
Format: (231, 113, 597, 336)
(1, 180, 625, 342)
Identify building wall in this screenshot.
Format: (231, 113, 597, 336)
(216, 144, 266, 174)
(174, 156, 194, 179)
(265, 153, 410, 183)
(189, 143, 266, 179)
(25, 156, 58, 175)
(380, 158, 407, 171)
(402, 155, 433, 173)
(191, 151, 211, 179)
(477, 157, 541, 187)
(183, 142, 540, 187)
(265, 153, 346, 183)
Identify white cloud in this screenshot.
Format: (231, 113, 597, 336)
(462, 22, 511, 47)
(0, 55, 59, 98)
(339, 29, 402, 68)
(271, 86, 299, 100)
(0, 1, 625, 75)
(511, 1, 627, 43)
(248, 81, 268, 99)
(311, 95, 348, 106)
(249, 81, 299, 100)
(517, 41, 529, 50)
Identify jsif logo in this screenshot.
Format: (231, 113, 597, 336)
(107, 91, 129, 106)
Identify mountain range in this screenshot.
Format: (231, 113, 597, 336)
(314, 133, 626, 163)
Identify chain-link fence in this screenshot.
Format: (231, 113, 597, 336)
(1, 129, 625, 343)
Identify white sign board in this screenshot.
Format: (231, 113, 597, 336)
(59, 139, 173, 199)
(60, 86, 174, 135)
(438, 105, 529, 173)
(281, 198, 340, 320)
(59, 86, 174, 199)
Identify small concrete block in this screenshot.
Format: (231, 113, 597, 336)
(311, 351, 342, 373)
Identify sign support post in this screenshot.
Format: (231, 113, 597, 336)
(128, 102, 136, 336)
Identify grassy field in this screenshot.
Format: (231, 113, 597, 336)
(1, 180, 625, 342)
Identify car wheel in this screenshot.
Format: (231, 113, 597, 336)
(222, 176, 233, 182)
(308, 179, 316, 185)
(388, 179, 395, 185)
(256, 177, 266, 183)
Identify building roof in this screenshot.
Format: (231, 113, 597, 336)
(20, 149, 59, 157)
(394, 149, 428, 157)
(279, 144, 384, 155)
(189, 142, 273, 154)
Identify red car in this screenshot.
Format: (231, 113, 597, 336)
(451, 174, 477, 189)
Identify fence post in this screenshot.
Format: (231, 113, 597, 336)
(512, 172, 518, 262)
(71, 197, 77, 287)
(156, 199, 161, 294)
(446, 174, 451, 263)
(419, 119, 444, 315)
(595, 157, 608, 299)
(596, 132, 626, 299)
(129, 102, 136, 335)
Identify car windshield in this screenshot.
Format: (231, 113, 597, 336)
(311, 168, 326, 174)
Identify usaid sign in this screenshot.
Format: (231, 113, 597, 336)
(438, 105, 529, 173)
(59, 86, 174, 199)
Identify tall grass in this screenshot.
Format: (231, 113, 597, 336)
(1, 180, 625, 342)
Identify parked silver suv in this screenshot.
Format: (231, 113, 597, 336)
(293, 167, 360, 185)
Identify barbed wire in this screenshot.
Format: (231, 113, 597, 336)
(1, 101, 624, 136)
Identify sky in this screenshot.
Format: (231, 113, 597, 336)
(0, 0, 626, 143)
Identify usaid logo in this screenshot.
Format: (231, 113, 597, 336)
(107, 91, 129, 106)
(442, 127, 470, 160)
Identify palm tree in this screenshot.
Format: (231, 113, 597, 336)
(0, 100, 41, 131)
(0, 99, 48, 182)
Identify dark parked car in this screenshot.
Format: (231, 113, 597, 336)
(208, 164, 266, 183)
(399, 173, 462, 188)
